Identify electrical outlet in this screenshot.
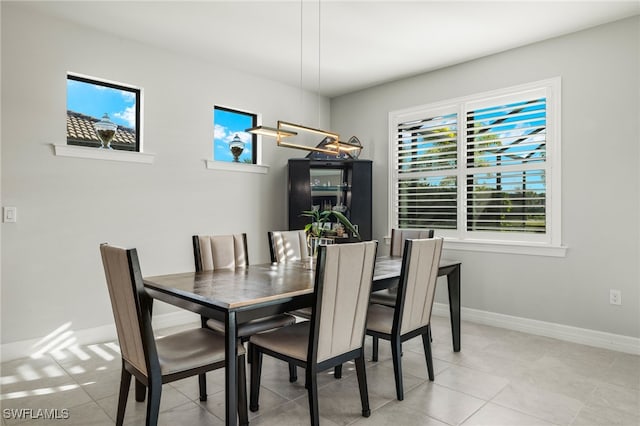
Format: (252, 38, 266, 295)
(609, 289, 622, 305)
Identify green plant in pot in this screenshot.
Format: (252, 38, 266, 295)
(301, 209, 361, 256)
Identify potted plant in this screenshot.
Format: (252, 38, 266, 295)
(301, 209, 361, 256)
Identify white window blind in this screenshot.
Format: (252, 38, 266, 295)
(389, 78, 562, 251)
(395, 109, 458, 230)
(465, 95, 547, 234)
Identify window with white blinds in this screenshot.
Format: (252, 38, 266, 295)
(390, 78, 562, 251)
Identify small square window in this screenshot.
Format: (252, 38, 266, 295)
(213, 106, 257, 164)
(66, 74, 141, 151)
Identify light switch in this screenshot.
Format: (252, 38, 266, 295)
(3, 207, 17, 223)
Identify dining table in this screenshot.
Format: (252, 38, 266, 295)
(143, 256, 461, 426)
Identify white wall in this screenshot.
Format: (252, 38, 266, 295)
(331, 17, 640, 339)
(2, 3, 638, 358)
(0, 4, 330, 347)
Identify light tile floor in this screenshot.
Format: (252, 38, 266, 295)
(1, 316, 638, 425)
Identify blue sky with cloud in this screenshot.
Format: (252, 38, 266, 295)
(67, 78, 137, 129)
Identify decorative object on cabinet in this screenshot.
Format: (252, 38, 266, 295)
(301, 208, 360, 256)
(346, 136, 363, 159)
(288, 158, 372, 242)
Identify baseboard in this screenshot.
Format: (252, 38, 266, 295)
(3, 305, 638, 362)
(0, 310, 199, 362)
(432, 302, 640, 355)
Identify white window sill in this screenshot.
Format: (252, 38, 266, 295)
(53, 144, 155, 164)
(205, 160, 269, 174)
(383, 236, 567, 257)
(443, 239, 567, 257)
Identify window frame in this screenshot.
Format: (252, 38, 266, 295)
(66, 73, 142, 152)
(212, 105, 258, 165)
(389, 78, 565, 256)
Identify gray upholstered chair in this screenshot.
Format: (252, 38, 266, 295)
(249, 241, 378, 426)
(267, 229, 343, 382)
(100, 244, 248, 426)
(192, 234, 296, 336)
(267, 230, 310, 263)
(268, 230, 313, 320)
(369, 228, 435, 307)
(366, 237, 443, 401)
(193, 234, 297, 382)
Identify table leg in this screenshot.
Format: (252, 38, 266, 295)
(446, 264, 461, 352)
(225, 311, 238, 426)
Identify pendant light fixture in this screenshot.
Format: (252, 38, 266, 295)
(246, 0, 346, 156)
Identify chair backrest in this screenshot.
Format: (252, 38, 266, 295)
(390, 229, 435, 257)
(310, 241, 378, 363)
(100, 244, 157, 377)
(193, 234, 249, 272)
(394, 238, 443, 335)
(268, 230, 310, 263)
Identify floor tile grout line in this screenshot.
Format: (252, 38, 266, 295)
(457, 399, 491, 426)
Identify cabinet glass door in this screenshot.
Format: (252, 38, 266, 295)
(310, 168, 347, 213)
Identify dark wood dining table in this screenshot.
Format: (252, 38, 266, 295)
(143, 256, 461, 426)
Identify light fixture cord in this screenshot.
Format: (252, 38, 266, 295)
(300, 0, 303, 112)
(317, 0, 321, 127)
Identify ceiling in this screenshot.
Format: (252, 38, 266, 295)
(17, 0, 640, 97)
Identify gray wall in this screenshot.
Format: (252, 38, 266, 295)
(1, 4, 330, 345)
(331, 16, 640, 338)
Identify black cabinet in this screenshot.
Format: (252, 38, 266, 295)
(288, 159, 372, 241)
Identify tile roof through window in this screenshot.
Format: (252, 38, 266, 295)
(67, 110, 136, 145)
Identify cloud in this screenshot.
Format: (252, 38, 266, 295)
(120, 90, 136, 103)
(214, 124, 228, 142)
(113, 106, 136, 128)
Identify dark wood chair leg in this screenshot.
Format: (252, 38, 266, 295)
(372, 336, 379, 362)
(307, 370, 320, 426)
(116, 365, 132, 426)
(355, 355, 371, 417)
(238, 354, 249, 426)
(135, 379, 146, 402)
(249, 348, 262, 412)
(334, 364, 342, 379)
(198, 373, 207, 401)
(422, 327, 435, 381)
(391, 337, 404, 401)
(289, 363, 298, 383)
(145, 378, 162, 426)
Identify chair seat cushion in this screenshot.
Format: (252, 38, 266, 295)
(249, 321, 310, 362)
(366, 304, 395, 335)
(369, 289, 397, 307)
(206, 314, 296, 338)
(156, 328, 245, 376)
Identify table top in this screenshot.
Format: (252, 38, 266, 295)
(143, 257, 460, 311)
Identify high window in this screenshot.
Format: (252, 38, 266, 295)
(389, 78, 562, 254)
(66, 74, 141, 151)
(213, 106, 257, 164)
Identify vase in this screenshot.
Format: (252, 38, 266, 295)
(307, 236, 334, 258)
